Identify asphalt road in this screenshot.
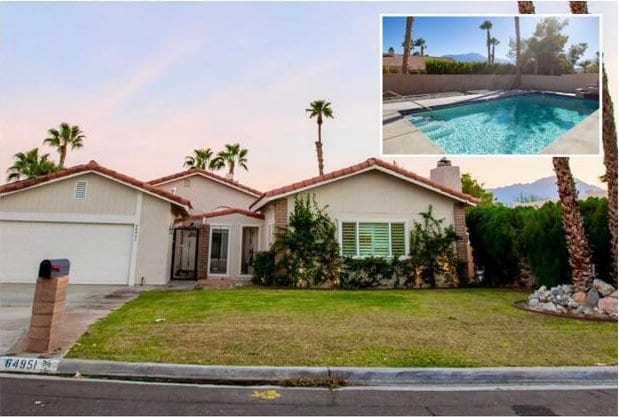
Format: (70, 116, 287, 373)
(0, 374, 617, 416)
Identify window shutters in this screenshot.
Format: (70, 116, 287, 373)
(390, 223, 405, 257)
(342, 221, 406, 258)
(341, 222, 357, 257)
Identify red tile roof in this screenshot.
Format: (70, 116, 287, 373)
(0, 161, 192, 209)
(180, 208, 265, 222)
(250, 158, 479, 209)
(147, 168, 261, 196)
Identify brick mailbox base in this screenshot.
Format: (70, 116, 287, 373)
(27, 276, 69, 353)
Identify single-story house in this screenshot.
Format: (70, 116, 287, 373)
(0, 161, 190, 285)
(1, 158, 478, 286)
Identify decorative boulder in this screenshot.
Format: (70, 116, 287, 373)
(587, 288, 601, 308)
(598, 297, 618, 318)
(541, 302, 557, 312)
(573, 291, 587, 305)
(609, 291, 618, 299)
(593, 279, 616, 297)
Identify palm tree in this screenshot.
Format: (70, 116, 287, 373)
(184, 148, 213, 170)
(402, 17, 414, 74)
(6, 148, 58, 182)
(569, 0, 588, 13)
(210, 143, 248, 180)
(43, 123, 85, 169)
(489, 37, 500, 64)
(517, 1, 536, 13)
(578, 59, 592, 73)
(479, 21, 493, 63)
(414, 38, 427, 57)
(515, 16, 522, 86)
(552, 158, 594, 292)
(602, 64, 618, 287)
(306, 100, 334, 176)
(518, 1, 595, 291)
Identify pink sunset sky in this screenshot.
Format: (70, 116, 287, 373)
(1, 1, 616, 193)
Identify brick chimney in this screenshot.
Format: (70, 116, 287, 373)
(430, 158, 461, 191)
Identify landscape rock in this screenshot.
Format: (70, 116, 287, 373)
(573, 291, 587, 305)
(587, 288, 600, 308)
(609, 291, 618, 299)
(576, 305, 592, 315)
(598, 297, 618, 318)
(541, 302, 557, 312)
(528, 298, 540, 307)
(561, 284, 574, 294)
(593, 279, 615, 297)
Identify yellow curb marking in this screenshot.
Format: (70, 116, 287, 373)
(251, 389, 281, 400)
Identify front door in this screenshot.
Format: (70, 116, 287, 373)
(171, 227, 199, 280)
(241, 226, 259, 275)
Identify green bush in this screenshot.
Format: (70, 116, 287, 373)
(466, 198, 612, 288)
(270, 195, 342, 287)
(424, 58, 515, 75)
(251, 251, 276, 286)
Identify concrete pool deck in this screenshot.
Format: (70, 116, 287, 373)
(382, 90, 600, 156)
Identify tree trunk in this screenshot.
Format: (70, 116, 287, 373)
(59, 146, 67, 169)
(517, 1, 536, 13)
(569, 1, 589, 13)
(486, 30, 491, 64)
(552, 157, 594, 292)
(316, 118, 324, 176)
(602, 68, 618, 286)
(402, 17, 413, 74)
(515, 16, 522, 87)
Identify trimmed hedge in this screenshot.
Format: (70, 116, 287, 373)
(466, 198, 611, 288)
(424, 58, 515, 75)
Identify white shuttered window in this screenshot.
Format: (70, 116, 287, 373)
(341, 221, 406, 258)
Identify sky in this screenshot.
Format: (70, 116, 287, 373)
(1, 1, 617, 193)
(382, 15, 600, 64)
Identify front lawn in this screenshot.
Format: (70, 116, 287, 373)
(66, 289, 617, 367)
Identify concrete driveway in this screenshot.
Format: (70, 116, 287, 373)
(0, 284, 153, 357)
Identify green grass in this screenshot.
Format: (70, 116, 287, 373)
(66, 288, 617, 367)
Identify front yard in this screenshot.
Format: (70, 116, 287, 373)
(66, 289, 617, 367)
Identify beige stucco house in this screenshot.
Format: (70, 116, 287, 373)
(0, 161, 190, 285)
(0, 158, 477, 286)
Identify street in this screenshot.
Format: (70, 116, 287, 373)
(0, 374, 616, 415)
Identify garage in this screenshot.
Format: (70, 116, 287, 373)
(0, 221, 134, 284)
(0, 161, 191, 286)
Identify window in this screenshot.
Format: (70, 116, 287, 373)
(341, 222, 405, 258)
(209, 226, 229, 274)
(74, 181, 87, 199)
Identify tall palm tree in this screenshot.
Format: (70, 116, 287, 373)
(552, 158, 594, 292)
(519, 0, 595, 290)
(414, 38, 427, 57)
(210, 143, 248, 180)
(402, 17, 414, 74)
(515, 16, 522, 86)
(489, 37, 500, 64)
(479, 21, 493, 63)
(184, 148, 213, 170)
(517, 1, 536, 13)
(306, 100, 334, 176)
(568, 0, 617, 286)
(569, 0, 588, 13)
(602, 65, 618, 286)
(43, 123, 85, 169)
(6, 148, 58, 182)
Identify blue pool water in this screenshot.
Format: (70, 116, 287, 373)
(407, 94, 598, 154)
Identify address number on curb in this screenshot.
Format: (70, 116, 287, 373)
(0, 356, 59, 373)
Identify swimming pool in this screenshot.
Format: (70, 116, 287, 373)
(406, 93, 599, 154)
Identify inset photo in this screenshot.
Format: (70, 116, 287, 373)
(381, 14, 601, 156)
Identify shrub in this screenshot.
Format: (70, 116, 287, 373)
(410, 206, 459, 287)
(251, 251, 276, 286)
(424, 58, 515, 75)
(270, 195, 342, 287)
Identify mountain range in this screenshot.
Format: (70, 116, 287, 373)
(442, 52, 511, 64)
(489, 176, 605, 206)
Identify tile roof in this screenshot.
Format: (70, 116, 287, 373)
(250, 158, 479, 209)
(147, 168, 262, 196)
(181, 208, 265, 222)
(0, 160, 192, 209)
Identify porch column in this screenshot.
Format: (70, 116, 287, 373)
(195, 224, 210, 288)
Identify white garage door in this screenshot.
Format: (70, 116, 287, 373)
(0, 221, 133, 285)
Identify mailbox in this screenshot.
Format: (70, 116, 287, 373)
(38, 259, 70, 279)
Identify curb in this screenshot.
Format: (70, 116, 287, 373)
(51, 359, 618, 387)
